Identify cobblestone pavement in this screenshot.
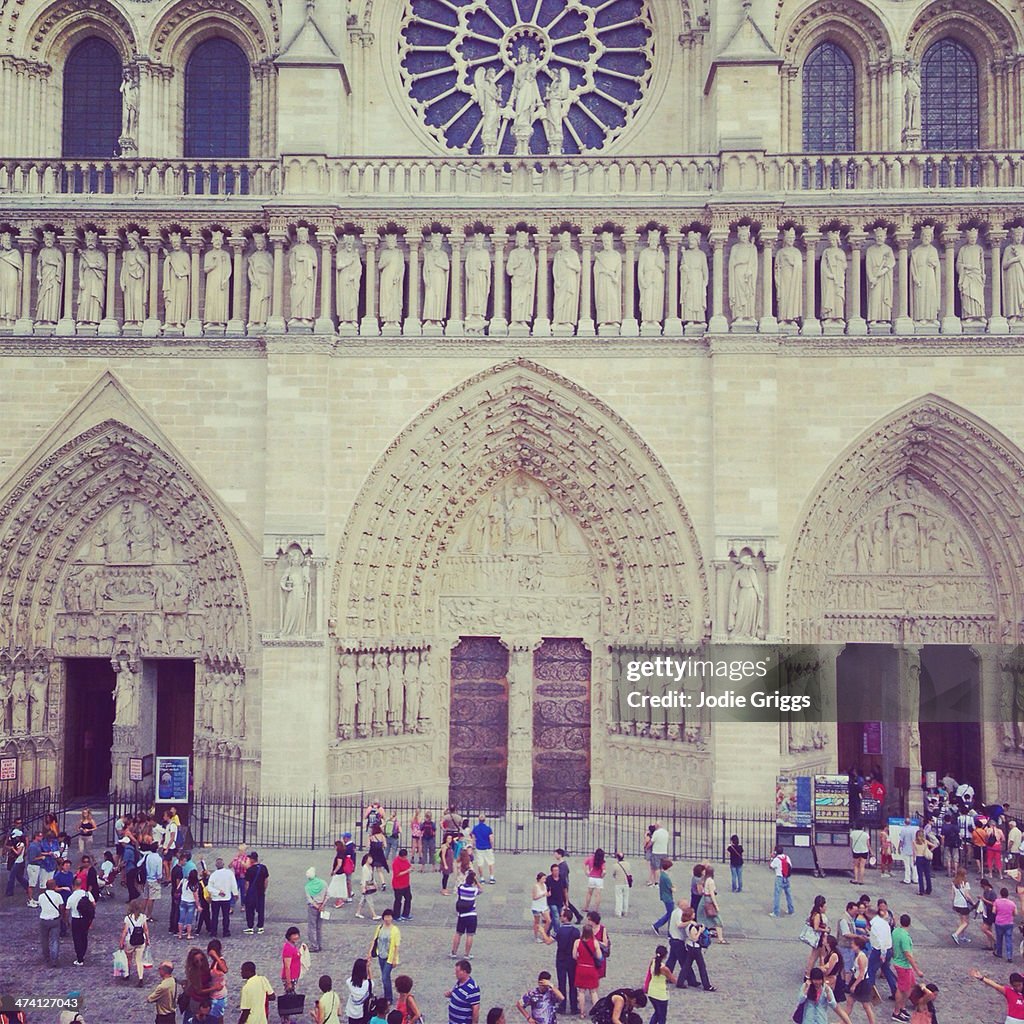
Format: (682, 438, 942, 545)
(0, 849, 1012, 1023)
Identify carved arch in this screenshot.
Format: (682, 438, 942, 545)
(331, 359, 709, 644)
(905, 0, 1020, 62)
(15, 0, 138, 62)
(148, 0, 277, 64)
(785, 395, 1024, 644)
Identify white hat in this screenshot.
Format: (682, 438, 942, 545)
(305, 867, 316, 879)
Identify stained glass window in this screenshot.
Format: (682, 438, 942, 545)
(62, 38, 122, 158)
(802, 42, 855, 153)
(922, 38, 979, 150)
(184, 38, 250, 158)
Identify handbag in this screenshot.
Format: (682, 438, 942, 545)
(365, 884, 378, 895)
(704, 898, 718, 917)
(799, 924, 819, 947)
(792, 999, 806, 1024)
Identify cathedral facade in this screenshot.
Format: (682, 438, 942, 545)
(1, 0, 1023, 812)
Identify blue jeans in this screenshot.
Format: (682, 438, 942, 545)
(648, 997, 667, 1024)
(40, 917, 60, 965)
(385, 836, 400, 862)
(378, 958, 394, 1002)
(772, 876, 794, 915)
(730, 865, 743, 892)
(653, 898, 674, 931)
(547, 903, 561, 937)
(867, 947, 897, 996)
(6, 861, 28, 896)
(996, 923, 1015, 960)
(916, 856, 932, 895)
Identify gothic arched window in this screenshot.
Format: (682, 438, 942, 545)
(184, 38, 250, 158)
(802, 42, 855, 152)
(922, 38, 979, 150)
(62, 37, 122, 158)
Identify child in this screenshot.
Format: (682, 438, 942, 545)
(369, 996, 391, 1024)
(879, 830, 894, 878)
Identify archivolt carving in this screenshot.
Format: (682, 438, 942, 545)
(779, 0, 892, 64)
(21, 0, 137, 59)
(150, 0, 277, 62)
(904, 0, 1020, 61)
(786, 396, 1024, 645)
(331, 359, 708, 643)
(0, 420, 252, 661)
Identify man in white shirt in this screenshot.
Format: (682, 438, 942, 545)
(899, 819, 919, 885)
(768, 845, 795, 916)
(865, 905, 897, 998)
(38, 879, 64, 966)
(66, 875, 96, 966)
(649, 822, 670, 885)
(664, 898, 688, 986)
(207, 856, 239, 938)
(1007, 820, 1022, 861)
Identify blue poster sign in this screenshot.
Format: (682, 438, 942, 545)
(155, 756, 190, 803)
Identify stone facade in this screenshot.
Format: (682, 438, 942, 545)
(0, 0, 1022, 811)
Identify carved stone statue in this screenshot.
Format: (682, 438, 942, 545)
(279, 546, 310, 636)
(288, 226, 317, 324)
(473, 67, 505, 156)
(76, 229, 106, 324)
(903, 65, 921, 139)
(203, 229, 231, 326)
(337, 651, 357, 737)
(774, 227, 802, 322)
(552, 231, 580, 328)
(113, 667, 139, 727)
(542, 67, 570, 156)
(36, 228, 63, 324)
(370, 653, 388, 734)
(378, 234, 405, 327)
(120, 229, 147, 325)
(1004, 226, 1024, 321)
(728, 224, 757, 321)
(11, 671, 28, 733)
(637, 229, 665, 325)
(28, 665, 48, 733)
(506, 230, 536, 326)
(0, 230, 22, 324)
(728, 549, 763, 639)
(120, 69, 139, 143)
(247, 233, 273, 326)
(819, 230, 847, 321)
(335, 235, 362, 326)
(508, 46, 544, 155)
(387, 654, 404, 732)
(865, 226, 895, 322)
(162, 231, 190, 328)
(956, 226, 986, 320)
(422, 232, 450, 325)
(464, 233, 491, 332)
(679, 231, 708, 322)
(405, 650, 423, 731)
(231, 675, 246, 737)
(910, 224, 940, 321)
(593, 231, 622, 326)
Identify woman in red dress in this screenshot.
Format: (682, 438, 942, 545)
(572, 921, 604, 1018)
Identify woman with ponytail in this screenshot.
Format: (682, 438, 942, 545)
(643, 944, 677, 1024)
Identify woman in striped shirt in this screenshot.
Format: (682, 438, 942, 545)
(451, 870, 482, 958)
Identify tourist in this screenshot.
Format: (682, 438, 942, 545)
(36, 877, 63, 967)
(678, 906, 715, 992)
(178, 868, 201, 941)
(66, 874, 95, 966)
(98, 850, 116, 898)
(26, 830, 45, 907)
(238, 959, 276, 1024)
(4, 818, 27, 898)
(582, 849, 605, 911)
(345, 959, 373, 1024)
(981, 878, 998, 947)
(553, 906, 580, 1015)
(648, 823, 669, 886)
(700, 866, 726, 943)
(838, 901, 859, 980)
(207, 857, 238, 938)
(392, 847, 413, 920)
(446, 959, 481, 1024)
(727, 835, 744, 893)
(369, 825, 390, 891)
(75, 809, 97, 858)
(311, 978, 342, 1024)
(370, 908, 402, 1002)
(141, 842, 164, 921)
(553, 850, 582, 923)
(769, 845, 795, 917)
(169, 852, 187, 935)
(147, 960, 178, 1024)
(817, 935, 848, 1006)
(231, 845, 250, 905)
(420, 813, 437, 873)
(804, 895, 829, 976)
(644, 945, 677, 1024)
(988, 819, 1006, 879)
(899, 818, 919, 886)
(369, 995, 390, 1024)
(395, 975, 422, 1024)
(794, 967, 839, 1024)
(587, 987, 646, 1024)
(996, 886, 1017, 962)
(243, 851, 270, 934)
(588, 911, 610, 976)
(546, 863, 569, 937)
(452, 868, 481, 958)
(968, 966, 1024, 1018)
(913, 829, 934, 896)
(207, 938, 228, 1022)
(850, 823, 871, 885)
(866, 905, 896, 999)
(409, 809, 423, 867)
(184, 947, 217, 1017)
(651, 859, 675, 935)
(516, 970, 564, 1024)
(329, 840, 350, 907)
(356, 853, 381, 920)
(843, 936, 875, 1024)
(472, 815, 496, 884)
(611, 852, 631, 917)
(572, 920, 604, 1015)
(440, 833, 456, 895)
(878, 829, 894, 878)
(940, 814, 961, 877)
(951, 868, 975, 944)
(532, 872, 555, 943)
(52, 858, 74, 934)
(688, 864, 704, 915)
(892, 913, 925, 1023)
(385, 812, 402, 864)
(305, 866, 328, 952)
(120, 897, 149, 984)
(1009, 820, 1023, 870)
(344, 833, 358, 898)
(281, 927, 303, 994)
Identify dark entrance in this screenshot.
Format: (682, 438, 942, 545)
(156, 660, 196, 758)
(449, 637, 509, 811)
(919, 645, 981, 797)
(532, 638, 591, 813)
(63, 659, 116, 801)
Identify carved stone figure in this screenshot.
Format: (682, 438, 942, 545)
(819, 230, 847, 320)
(1003, 226, 1024, 320)
(464, 233, 491, 332)
(865, 227, 895, 322)
(113, 667, 139, 726)
(508, 46, 544, 154)
(957, 226, 986, 320)
(473, 67, 505, 156)
(552, 231, 580, 328)
(728, 224, 757, 321)
(28, 665, 48, 733)
(378, 234, 405, 326)
(370, 653, 388, 733)
(593, 231, 622, 326)
(679, 231, 708, 322)
(910, 225, 940, 321)
(335, 235, 362, 325)
(162, 231, 190, 328)
(542, 67, 570, 156)
(637, 229, 665, 325)
(232, 675, 246, 737)
(387, 654, 404, 731)
(203, 229, 231, 326)
(728, 549, 763, 639)
(422, 232, 450, 325)
(279, 546, 310, 636)
(891, 512, 920, 571)
(903, 65, 921, 138)
(405, 650, 423, 731)
(76, 229, 106, 324)
(337, 651, 357, 736)
(288, 225, 317, 324)
(119, 229, 148, 325)
(11, 671, 28, 733)
(120, 69, 139, 142)
(35, 229, 63, 324)
(0, 230, 22, 324)
(247, 233, 273, 326)
(507, 230, 536, 326)
(774, 227, 802, 322)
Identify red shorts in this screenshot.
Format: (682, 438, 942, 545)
(894, 966, 915, 993)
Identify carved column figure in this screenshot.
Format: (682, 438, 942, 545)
(76, 228, 106, 325)
(335, 234, 362, 329)
(247, 233, 273, 327)
(0, 228, 23, 325)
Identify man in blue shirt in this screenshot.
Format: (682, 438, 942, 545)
(25, 831, 44, 907)
(471, 815, 496, 884)
(446, 959, 480, 1024)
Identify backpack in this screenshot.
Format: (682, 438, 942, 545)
(780, 855, 791, 878)
(421, 821, 435, 840)
(127, 916, 146, 946)
(987, 832, 998, 847)
(135, 862, 148, 886)
(697, 926, 712, 949)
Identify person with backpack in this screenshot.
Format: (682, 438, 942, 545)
(385, 814, 402, 864)
(243, 852, 270, 934)
(120, 898, 150, 986)
(769, 844, 795, 917)
(420, 813, 437, 874)
(587, 988, 646, 1024)
(677, 906, 715, 992)
(66, 874, 96, 966)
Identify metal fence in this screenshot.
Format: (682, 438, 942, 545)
(0, 785, 54, 835)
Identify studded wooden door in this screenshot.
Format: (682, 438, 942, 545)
(449, 636, 509, 812)
(532, 637, 591, 813)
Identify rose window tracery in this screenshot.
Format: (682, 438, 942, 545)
(399, 0, 654, 156)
